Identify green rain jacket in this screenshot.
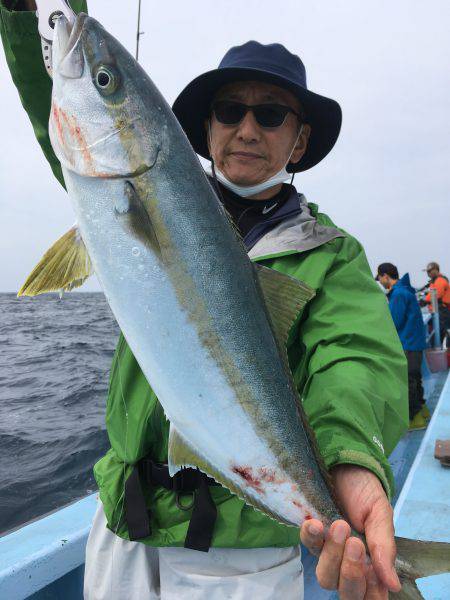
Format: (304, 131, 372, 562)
(1, 0, 408, 549)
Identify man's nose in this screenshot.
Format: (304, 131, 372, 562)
(236, 109, 261, 143)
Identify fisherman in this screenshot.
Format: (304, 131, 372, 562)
(421, 262, 450, 346)
(376, 263, 428, 430)
(1, 1, 408, 598)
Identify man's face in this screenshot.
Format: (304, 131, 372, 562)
(206, 81, 310, 187)
(427, 268, 439, 279)
(378, 274, 391, 290)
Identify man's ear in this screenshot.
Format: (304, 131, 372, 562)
(290, 124, 311, 165)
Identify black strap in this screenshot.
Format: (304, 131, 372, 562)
(184, 474, 217, 552)
(143, 460, 208, 492)
(125, 464, 151, 541)
(124, 459, 218, 551)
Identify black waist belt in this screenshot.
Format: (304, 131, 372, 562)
(124, 458, 219, 552)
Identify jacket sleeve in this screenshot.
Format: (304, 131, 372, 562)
(0, 0, 87, 186)
(298, 236, 408, 499)
(388, 292, 407, 333)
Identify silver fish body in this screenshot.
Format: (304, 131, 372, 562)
(49, 12, 341, 528)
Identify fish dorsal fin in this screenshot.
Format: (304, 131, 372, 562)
(255, 264, 315, 349)
(255, 265, 336, 496)
(18, 225, 92, 297)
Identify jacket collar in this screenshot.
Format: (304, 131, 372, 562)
(243, 187, 303, 250)
(249, 192, 345, 261)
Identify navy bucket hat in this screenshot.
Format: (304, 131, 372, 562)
(172, 41, 342, 173)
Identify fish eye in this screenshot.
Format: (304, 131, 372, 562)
(94, 66, 119, 95)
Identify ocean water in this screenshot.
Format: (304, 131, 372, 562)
(0, 292, 119, 535)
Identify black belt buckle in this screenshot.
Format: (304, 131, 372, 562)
(173, 468, 197, 511)
(176, 491, 196, 511)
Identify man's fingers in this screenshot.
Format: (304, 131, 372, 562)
(364, 565, 389, 600)
(370, 544, 401, 593)
(364, 500, 401, 592)
(338, 537, 367, 600)
(315, 520, 350, 590)
(300, 519, 324, 557)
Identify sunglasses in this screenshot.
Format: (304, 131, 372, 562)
(211, 100, 300, 129)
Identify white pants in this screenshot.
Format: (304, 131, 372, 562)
(84, 502, 304, 599)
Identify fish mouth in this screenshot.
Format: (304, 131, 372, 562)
(53, 12, 87, 78)
(64, 12, 87, 59)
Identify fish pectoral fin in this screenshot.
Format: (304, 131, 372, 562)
(255, 264, 315, 349)
(114, 181, 162, 259)
(18, 225, 92, 297)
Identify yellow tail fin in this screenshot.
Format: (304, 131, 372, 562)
(392, 536, 450, 598)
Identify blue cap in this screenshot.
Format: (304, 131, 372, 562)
(172, 41, 342, 172)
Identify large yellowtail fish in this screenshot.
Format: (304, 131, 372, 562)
(19, 13, 450, 598)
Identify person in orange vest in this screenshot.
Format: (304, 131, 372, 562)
(423, 262, 450, 345)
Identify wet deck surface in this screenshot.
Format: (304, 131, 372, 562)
(303, 368, 449, 599)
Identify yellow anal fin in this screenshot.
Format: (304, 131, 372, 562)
(18, 225, 92, 297)
(168, 425, 202, 477)
(255, 264, 315, 349)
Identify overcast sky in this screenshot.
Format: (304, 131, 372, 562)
(1, 0, 449, 292)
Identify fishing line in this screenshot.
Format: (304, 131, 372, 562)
(135, 0, 144, 62)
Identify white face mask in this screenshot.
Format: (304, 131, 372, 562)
(208, 124, 303, 198)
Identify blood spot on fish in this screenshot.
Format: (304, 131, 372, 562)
(52, 106, 98, 176)
(231, 465, 264, 494)
(66, 112, 95, 173)
(258, 467, 286, 485)
(291, 502, 312, 522)
(292, 500, 305, 511)
(52, 102, 65, 148)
